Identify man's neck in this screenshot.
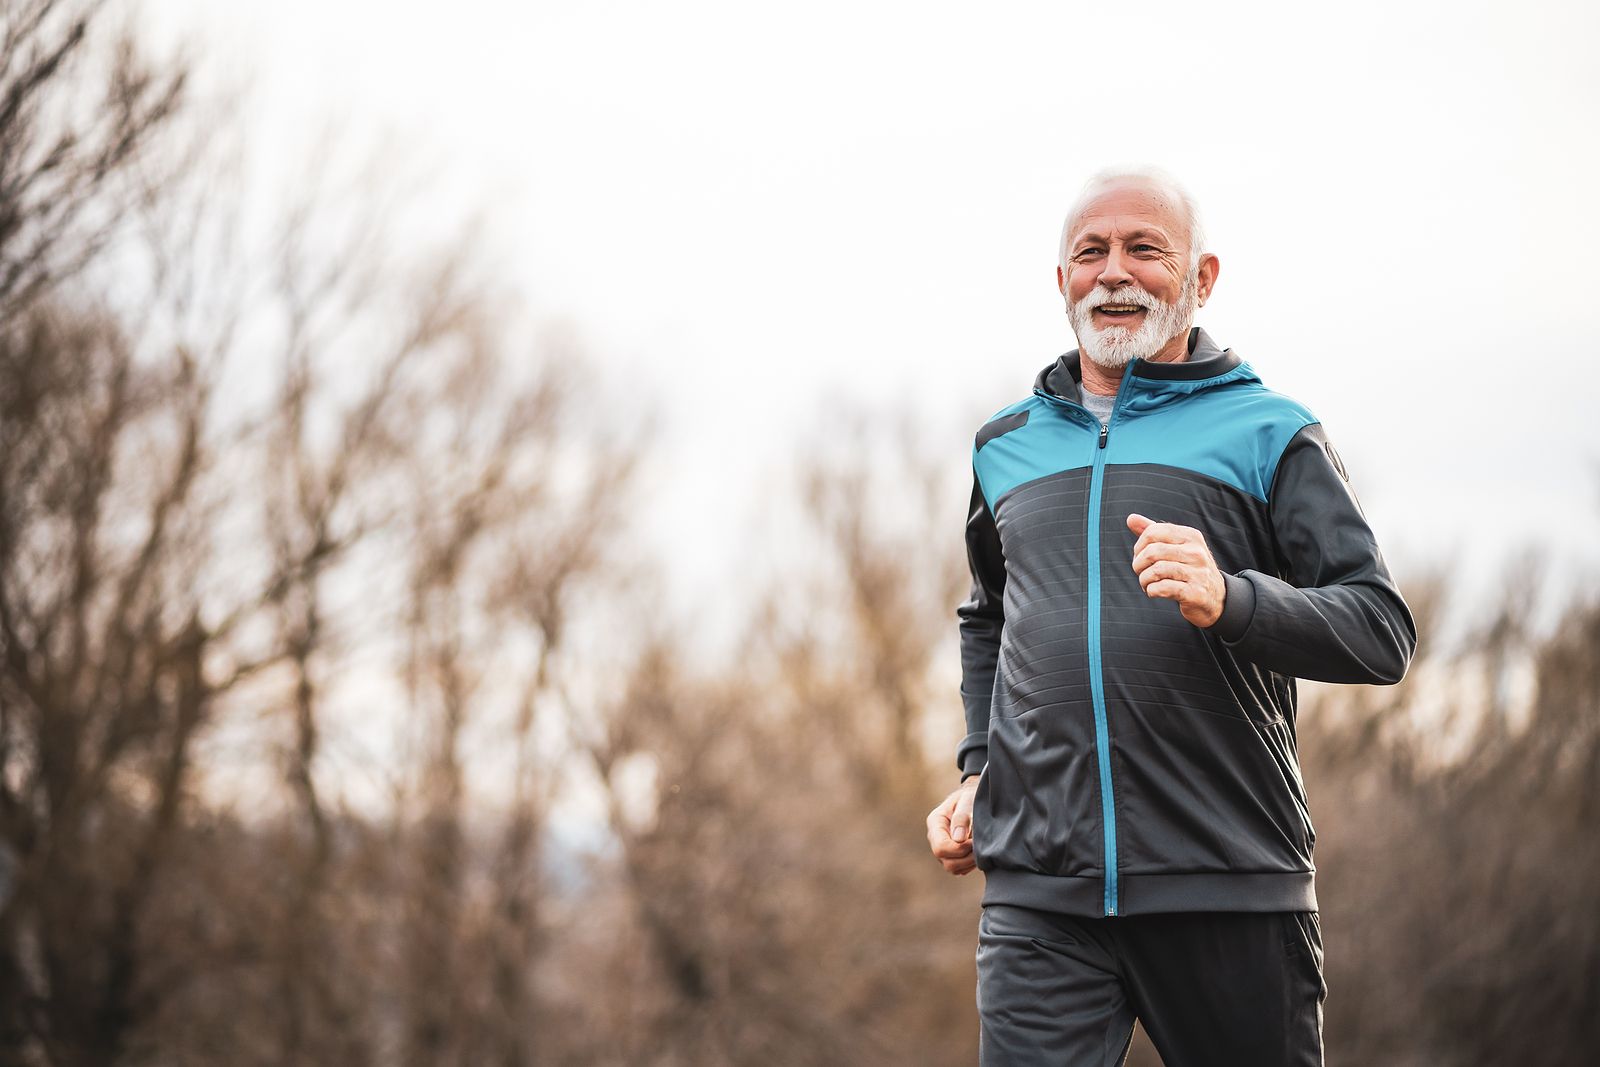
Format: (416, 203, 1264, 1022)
(1078, 328, 1192, 396)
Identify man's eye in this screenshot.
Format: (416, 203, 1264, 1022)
(1132, 244, 1160, 253)
(1074, 249, 1104, 259)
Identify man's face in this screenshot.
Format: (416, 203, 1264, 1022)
(1058, 182, 1211, 367)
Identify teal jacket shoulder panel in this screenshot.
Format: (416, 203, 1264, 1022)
(972, 394, 1096, 512)
(1109, 366, 1319, 504)
(976, 330, 1319, 509)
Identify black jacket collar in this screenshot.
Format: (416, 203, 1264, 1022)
(1035, 327, 1241, 402)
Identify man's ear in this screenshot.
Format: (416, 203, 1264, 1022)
(1057, 264, 1066, 294)
(1196, 254, 1220, 307)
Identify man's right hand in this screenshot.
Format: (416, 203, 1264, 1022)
(927, 775, 981, 876)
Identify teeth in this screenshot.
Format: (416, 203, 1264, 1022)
(1100, 305, 1141, 312)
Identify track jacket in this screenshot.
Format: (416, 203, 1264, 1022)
(957, 327, 1415, 917)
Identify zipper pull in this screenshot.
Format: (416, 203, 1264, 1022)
(1098, 424, 1108, 449)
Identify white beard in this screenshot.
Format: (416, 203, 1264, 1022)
(1068, 268, 1201, 369)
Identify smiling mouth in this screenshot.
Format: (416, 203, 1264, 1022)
(1096, 304, 1145, 317)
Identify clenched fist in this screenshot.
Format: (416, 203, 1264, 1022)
(1127, 513, 1227, 629)
(927, 775, 981, 876)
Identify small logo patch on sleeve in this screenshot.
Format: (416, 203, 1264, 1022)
(1324, 440, 1350, 483)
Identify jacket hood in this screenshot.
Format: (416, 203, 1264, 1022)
(1033, 327, 1250, 405)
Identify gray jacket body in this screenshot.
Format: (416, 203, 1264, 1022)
(958, 328, 1415, 917)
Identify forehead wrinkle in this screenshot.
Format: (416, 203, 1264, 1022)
(1069, 218, 1178, 250)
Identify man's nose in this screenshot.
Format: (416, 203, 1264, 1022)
(1097, 246, 1133, 288)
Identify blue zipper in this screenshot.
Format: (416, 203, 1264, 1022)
(1086, 389, 1119, 916)
(1035, 372, 1130, 917)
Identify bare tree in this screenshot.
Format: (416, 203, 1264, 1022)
(0, 5, 642, 1065)
(0, 0, 183, 317)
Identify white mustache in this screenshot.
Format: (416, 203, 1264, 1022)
(1076, 285, 1164, 314)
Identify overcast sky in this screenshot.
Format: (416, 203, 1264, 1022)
(154, 0, 1600, 624)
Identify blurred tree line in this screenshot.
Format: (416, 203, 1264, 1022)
(0, 3, 1595, 1064)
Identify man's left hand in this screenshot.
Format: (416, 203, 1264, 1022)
(1126, 513, 1226, 628)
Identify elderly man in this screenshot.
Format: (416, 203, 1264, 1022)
(926, 168, 1415, 1066)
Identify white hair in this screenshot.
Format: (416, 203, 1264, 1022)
(1057, 166, 1209, 279)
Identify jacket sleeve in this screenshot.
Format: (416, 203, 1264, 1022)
(956, 470, 1005, 778)
(1211, 422, 1416, 684)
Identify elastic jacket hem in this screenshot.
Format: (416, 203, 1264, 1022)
(982, 870, 1318, 916)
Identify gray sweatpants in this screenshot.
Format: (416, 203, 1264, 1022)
(976, 905, 1326, 1067)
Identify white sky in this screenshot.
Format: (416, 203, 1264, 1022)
(150, 0, 1600, 625)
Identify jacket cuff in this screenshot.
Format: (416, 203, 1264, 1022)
(1213, 571, 1257, 644)
(957, 732, 988, 779)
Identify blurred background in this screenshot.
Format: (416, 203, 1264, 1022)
(1, 0, 1596, 1063)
